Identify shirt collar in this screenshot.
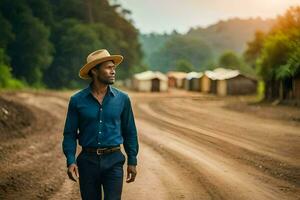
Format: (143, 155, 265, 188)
(85, 82, 115, 97)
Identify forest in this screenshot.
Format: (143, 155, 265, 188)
(0, 0, 142, 89)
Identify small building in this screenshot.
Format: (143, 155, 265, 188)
(201, 68, 257, 96)
(216, 70, 257, 96)
(184, 72, 203, 91)
(132, 71, 168, 92)
(200, 70, 217, 93)
(167, 71, 187, 88)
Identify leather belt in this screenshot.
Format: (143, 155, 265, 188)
(82, 146, 121, 155)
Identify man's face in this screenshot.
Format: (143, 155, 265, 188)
(92, 60, 116, 85)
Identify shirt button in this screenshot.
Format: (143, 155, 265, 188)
(99, 131, 102, 134)
(98, 142, 101, 144)
(100, 120, 102, 123)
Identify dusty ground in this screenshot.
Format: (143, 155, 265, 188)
(0, 88, 299, 200)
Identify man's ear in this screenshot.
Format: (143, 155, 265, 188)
(90, 68, 97, 77)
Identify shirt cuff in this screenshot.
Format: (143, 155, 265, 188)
(66, 155, 76, 167)
(127, 156, 137, 166)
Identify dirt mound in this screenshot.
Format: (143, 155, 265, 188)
(0, 96, 36, 140)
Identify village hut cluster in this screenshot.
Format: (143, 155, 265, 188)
(127, 68, 259, 96)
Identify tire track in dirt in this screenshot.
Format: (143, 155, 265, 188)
(149, 99, 300, 164)
(136, 119, 287, 200)
(137, 125, 224, 200)
(132, 98, 299, 199)
(150, 99, 300, 184)
(123, 141, 210, 200)
(134, 99, 300, 187)
(168, 98, 300, 149)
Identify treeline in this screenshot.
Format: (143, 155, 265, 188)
(139, 18, 274, 74)
(0, 0, 142, 89)
(244, 6, 300, 100)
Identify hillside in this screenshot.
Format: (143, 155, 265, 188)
(140, 17, 275, 70)
(187, 17, 275, 55)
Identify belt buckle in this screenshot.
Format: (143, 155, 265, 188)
(96, 149, 103, 155)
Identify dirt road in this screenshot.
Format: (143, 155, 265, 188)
(0, 89, 299, 200)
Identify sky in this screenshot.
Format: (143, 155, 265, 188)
(115, 0, 300, 34)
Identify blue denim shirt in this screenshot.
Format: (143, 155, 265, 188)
(62, 84, 139, 167)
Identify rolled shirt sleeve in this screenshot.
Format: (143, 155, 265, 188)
(62, 96, 79, 167)
(121, 95, 139, 165)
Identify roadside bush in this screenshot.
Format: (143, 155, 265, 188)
(0, 64, 25, 89)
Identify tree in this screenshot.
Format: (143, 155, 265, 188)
(257, 6, 300, 81)
(26, 0, 54, 26)
(252, 6, 300, 100)
(8, 12, 53, 86)
(271, 6, 300, 33)
(243, 31, 265, 69)
(274, 33, 300, 80)
(257, 32, 291, 80)
(45, 21, 102, 88)
(175, 59, 195, 72)
(0, 13, 15, 49)
(0, 0, 53, 86)
(218, 51, 241, 69)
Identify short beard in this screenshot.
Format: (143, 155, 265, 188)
(97, 76, 114, 85)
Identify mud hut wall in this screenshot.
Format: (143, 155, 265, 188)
(160, 80, 168, 92)
(168, 77, 176, 87)
(226, 76, 257, 95)
(217, 80, 227, 96)
(136, 79, 152, 92)
(184, 78, 190, 90)
(201, 76, 211, 93)
(191, 78, 200, 91)
(210, 80, 217, 94)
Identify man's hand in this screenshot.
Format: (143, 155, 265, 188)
(67, 163, 79, 182)
(126, 165, 137, 183)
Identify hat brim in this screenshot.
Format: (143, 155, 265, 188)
(79, 55, 123, 80)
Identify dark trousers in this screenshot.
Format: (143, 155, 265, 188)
(76, 150, 126, 200)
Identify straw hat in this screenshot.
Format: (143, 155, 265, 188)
(79, 49, 123, 79)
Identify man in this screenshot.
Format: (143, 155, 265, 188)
(62, 49, 139, 200)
